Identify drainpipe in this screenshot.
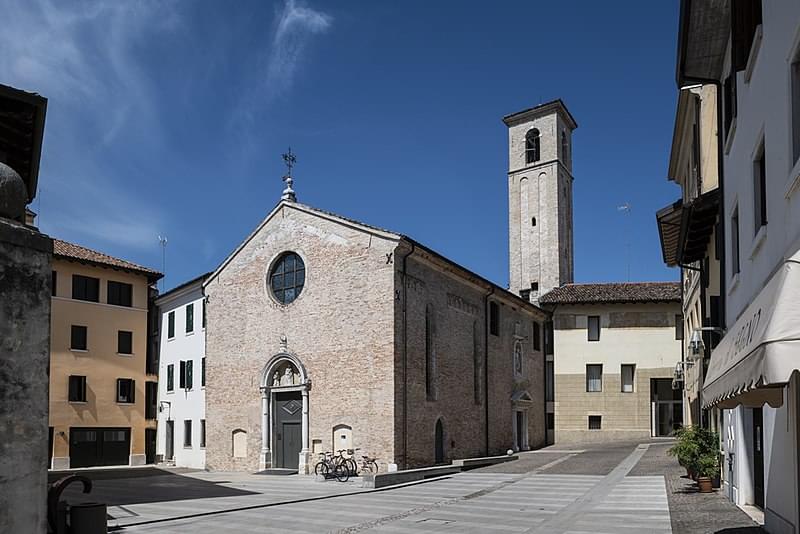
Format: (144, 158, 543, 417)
(483, 287, 495, 456)
(399, 242, 416, 470)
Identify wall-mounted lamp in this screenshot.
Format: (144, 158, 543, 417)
(689, 326, 727, 358)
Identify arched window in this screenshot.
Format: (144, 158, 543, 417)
(425, 304, 436, 400)
(525, 129, 541, 164)
(561, 130, 569, 162)
(269, 252, 305, 304)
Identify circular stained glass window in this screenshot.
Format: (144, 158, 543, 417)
(269, 252, 305, 305)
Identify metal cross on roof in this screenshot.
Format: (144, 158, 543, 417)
(281, 147, 297, 202)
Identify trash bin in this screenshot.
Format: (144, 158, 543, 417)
(69, 502, 107, 534)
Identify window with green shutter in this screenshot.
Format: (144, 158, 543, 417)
(168, 311, 175, 338)
(186, 303, 194, 333)
(167, 364, 174, 392)
(186, 360, 193, 390)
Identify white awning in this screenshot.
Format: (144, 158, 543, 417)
(703, 251, 800, 409)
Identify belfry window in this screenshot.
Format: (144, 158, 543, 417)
(269, 252, 306, 305)
(525, 129, 541, 164)
(561, 131, 568, 162)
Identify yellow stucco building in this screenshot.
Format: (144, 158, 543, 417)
(49, 239, 161, 469)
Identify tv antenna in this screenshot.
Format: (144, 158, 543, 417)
(617, 203, 632, 281)
(158, 235, 168, 291)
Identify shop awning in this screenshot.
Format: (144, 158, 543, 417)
(703, 251, 800, 409)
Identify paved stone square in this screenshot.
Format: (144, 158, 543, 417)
(52, 440, 766, 533)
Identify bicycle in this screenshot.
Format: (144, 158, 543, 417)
(346, 448, 378, 476)
(314, 451, 349, 482)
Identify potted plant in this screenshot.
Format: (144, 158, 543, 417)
(668, 426, 720, 492)
(668, 426, 698, 479)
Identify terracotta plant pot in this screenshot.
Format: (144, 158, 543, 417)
(697, 476, 713, 493)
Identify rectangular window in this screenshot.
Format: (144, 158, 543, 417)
(202, 357, 206, 387)
(185, 303, 194, 333)
(793, 51, 800, 164)
(587, 316, 600, 342)
(107, 280, 133, 307)
(732, 207, 741, 275)
(675, 314, 684, 340)
(621, 364, 635, 393)
(202, 299, 206, 329)
(72, 274, 99, 302)
(545, 360, 554, 402)
(186, 360, 193, 390)
(51, 271, 57, 296)
(116, 378, 135, 404)
(168, 311, 175, 338)
(754, 141, 767, 233)
(70, 325, 87, 351)
(489, 302, 499, 336)
(117, 330, 133, 354)
(724, 72, 737, 139)
(731, 0, 762, 71)
(179, 361, 186, 389)
(532, 322, 541, 351)
(586, 364, 603, 392)
(184, 420, 192, 447)
(68, 375, 86, 402)
(167, 364, 174, 392)
(145, 381, 158, 420)
(200, 419, 206, 448)
(588, 415, 602, 430)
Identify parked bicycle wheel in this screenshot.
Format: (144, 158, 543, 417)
(364, 460, 378, 474)
(334, 463, 349, 483)
(314, 461, 329, 477)
(345, 457, 358, 476)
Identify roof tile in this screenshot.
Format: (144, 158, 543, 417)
(53, 239, 162, 278)
(539, 282, 680, 305)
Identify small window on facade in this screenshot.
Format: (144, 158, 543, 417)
(202, 357, 206, 387)
(72, 275, 100, 302)
(145, 381, 158, 420)
(68, 375, 87, 402)
(116, 378, 135, 404)
(51, 271, 57, 296)
(269, 252, 306, 305)
(533, 321, 541, 351)
(200, 419, 206, 448)
(489, 302, 499, 336)
(588, 415, 602, 430)
(202, 299, 206, 329)
(531, 217, 537, 227)
(118, 331, 133, 354)
(586, 364, 602, 392)
(184, 420, 192, 447)
(732, 206, 741, 275)
(675, 314, 683, 340)
(168, 311, 175, 338)
(753, 141, 767, 233)
(531, 282, 538, 292)
(792, 49, 800, 164)
(621, 364, 635, 393)
(525, 129, 541, 164)
(71, 325, 87, 351)
(107, 281, 133, 307)
(587, 316, 600, 342)
(545, 361, 554, 401)
(167, 364, 174, 392)
(186, 303, 194, 333)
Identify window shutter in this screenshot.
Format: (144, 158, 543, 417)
(186, 360, 193, 390)
(130, 380, 135, 403)
(179, 361, 186, 389)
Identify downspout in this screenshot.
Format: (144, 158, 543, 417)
(399, 242, 416, 470)
(483, 287, 495, 456)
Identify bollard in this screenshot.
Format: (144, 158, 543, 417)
(69, 503, 107, 534)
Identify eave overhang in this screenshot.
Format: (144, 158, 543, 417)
(0, 84, 47, 204)
(656, 189, 720, 268)
(676, 0, 730, 86)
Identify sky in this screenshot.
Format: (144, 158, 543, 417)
(2, 0, 682, 292)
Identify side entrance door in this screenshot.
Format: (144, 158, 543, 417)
(145, 428, 157, 464)
(165, 420, 174, 460)
(753, 408, 764, 508)
(70, 427, 130, 468)
(274, 391, 302, 470)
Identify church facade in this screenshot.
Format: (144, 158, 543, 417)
(204, 201, 548, 473)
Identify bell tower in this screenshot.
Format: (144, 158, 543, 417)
(504, 99, 577, 303)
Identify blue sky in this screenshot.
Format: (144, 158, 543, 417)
(2, 0, 681, 292)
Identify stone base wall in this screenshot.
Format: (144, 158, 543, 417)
(0, 218, 52, 534)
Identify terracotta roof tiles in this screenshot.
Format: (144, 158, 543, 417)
(539, 282, 680, 305)
(53, 239, 162, 279)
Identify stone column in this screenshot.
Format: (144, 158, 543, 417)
(259, 388, 271, 470)
(299, 387, 310, 474)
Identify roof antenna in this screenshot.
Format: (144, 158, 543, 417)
(617, 203, 631, 281)
(158, 235, 168, 291)
(281, 148, 297, 202)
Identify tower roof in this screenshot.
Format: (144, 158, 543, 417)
(502, 98, 578, 130)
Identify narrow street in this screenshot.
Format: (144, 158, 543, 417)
(58, 440, 764, 533)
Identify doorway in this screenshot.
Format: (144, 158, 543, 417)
(69, 427, 130, 468)
(651, 378, 683, 436)
(753, 407, 764, 508)
(434, 419, 444, 464)
(274, 391, 302, 469)
(165, 420, 174, 460)
(145, 428, 157, 464)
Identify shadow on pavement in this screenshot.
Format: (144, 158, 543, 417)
(48, 468, 258, 506)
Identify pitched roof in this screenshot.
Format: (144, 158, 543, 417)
(53, 239, 162, 279)
(539, 282, 680, 305)
(155, 271, 211, 303)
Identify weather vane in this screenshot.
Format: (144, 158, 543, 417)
(281, 147, 297, 202)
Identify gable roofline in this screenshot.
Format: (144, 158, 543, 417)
(155, 271, 212, 306)
(53, 238, 162, 281)
(539, 282, 681, 305)
(203, 200, 401, 288)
